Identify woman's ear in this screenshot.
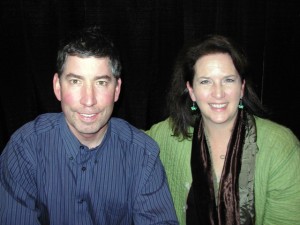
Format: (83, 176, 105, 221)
(186, 81, 196, 102)
(241, 79, 246, 98)
(53, 73, 62, 101)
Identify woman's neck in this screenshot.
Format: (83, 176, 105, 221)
(203, 121, 235, 182)
(204, 122, 234, 142)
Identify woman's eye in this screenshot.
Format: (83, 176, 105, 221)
(225, 78, 235, 83)
(200, 80, 210, 85)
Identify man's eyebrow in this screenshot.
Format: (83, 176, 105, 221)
(65, 73, 112, 81)
(94, 75, 112, 81)
(65, 73, 82, 79)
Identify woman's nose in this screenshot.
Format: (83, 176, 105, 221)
(212, 84, 225, 98)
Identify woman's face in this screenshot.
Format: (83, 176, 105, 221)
(187, 53, 245, 129)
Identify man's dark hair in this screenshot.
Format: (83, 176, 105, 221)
(56, 26, 121, 78)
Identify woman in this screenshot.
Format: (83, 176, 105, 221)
(146, 35, 300, 225)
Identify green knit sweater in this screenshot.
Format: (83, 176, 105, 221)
(146, 117, 300, 225)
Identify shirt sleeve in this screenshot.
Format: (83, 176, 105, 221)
(263, 144, 300, 225)
(0, 139, 40, 225)
(255, 123, 300, 225)
(132, 142, 179, 225)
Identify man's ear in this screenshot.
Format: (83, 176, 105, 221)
(114, 78, 122, 102)
(53, 73, 62, 101)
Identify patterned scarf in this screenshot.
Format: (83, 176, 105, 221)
(186, 109, 255, 225)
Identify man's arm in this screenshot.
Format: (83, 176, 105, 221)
(0, 140, 40, 225)
(132, 143, 178, 225)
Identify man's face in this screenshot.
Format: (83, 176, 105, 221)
(53, 56, 121, 147)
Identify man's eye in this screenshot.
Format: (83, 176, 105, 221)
(70, 79, 80, 84)
(98, 80, 108, 86)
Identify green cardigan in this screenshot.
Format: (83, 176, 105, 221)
(146, 117, 300, 225)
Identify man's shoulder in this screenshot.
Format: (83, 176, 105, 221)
(110, 117, 159, 152)
(12, 113, 62, 140)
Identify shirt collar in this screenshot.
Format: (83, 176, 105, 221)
(59, 113, 112, 158)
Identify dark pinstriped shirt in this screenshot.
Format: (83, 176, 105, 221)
(0, 113, 178, 225)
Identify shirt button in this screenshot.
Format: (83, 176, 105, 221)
(80, 146, 84, 150)
(183, 204, 188, 212)
(78, 199, 84, 204)
(82, 167, 86, 171)
(69, 157, 74, 160)
(184, 182, 191, 190)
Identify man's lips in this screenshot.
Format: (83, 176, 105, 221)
(80, 113, 97, 117)
(78, 113, 98, 121)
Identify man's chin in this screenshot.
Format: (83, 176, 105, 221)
(78, 123, 107, 135)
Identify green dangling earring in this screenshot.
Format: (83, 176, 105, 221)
(191, 101, 197, 111)
(238, 98, 244, 109)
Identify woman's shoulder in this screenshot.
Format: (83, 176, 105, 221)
(255, 117, 299, 143)
(146, 117, 192, 147)
(146, 118, 173, 137)
(254, 116, 299, 155)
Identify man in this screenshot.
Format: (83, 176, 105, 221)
(0, 26, 178, 225)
